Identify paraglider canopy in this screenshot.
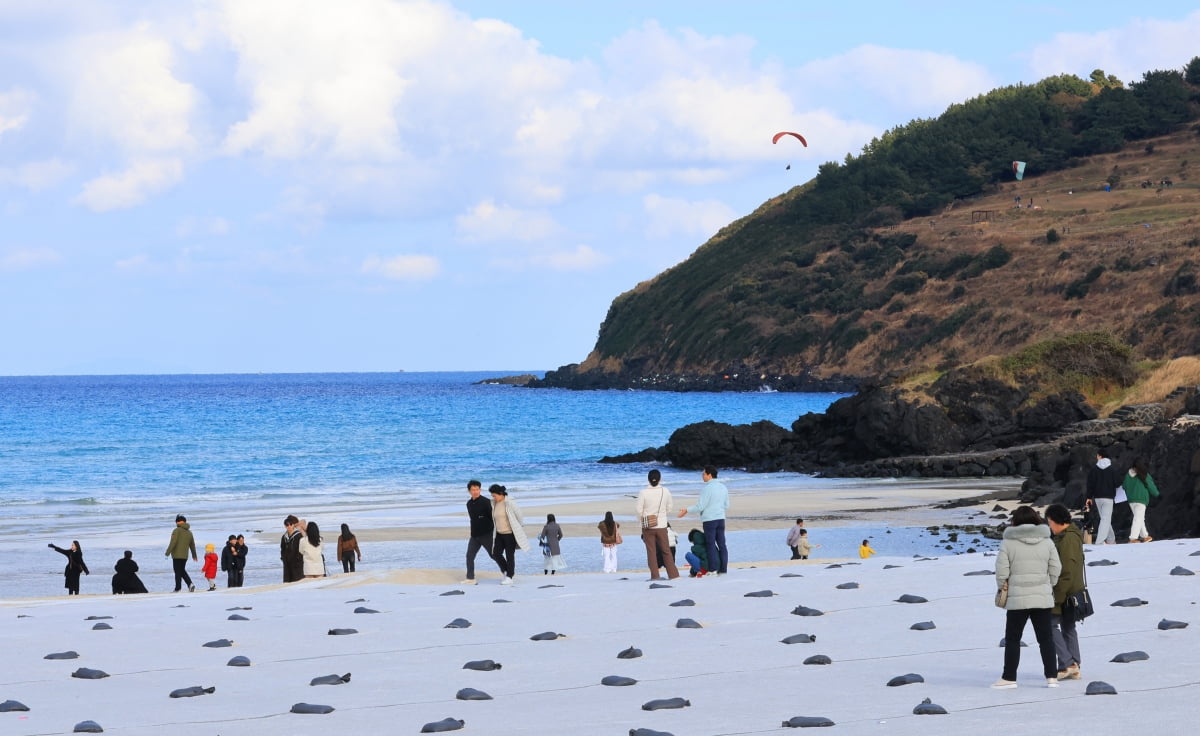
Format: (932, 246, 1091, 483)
(1012, 161, 1026, 181)
(772, 131, 808, 147)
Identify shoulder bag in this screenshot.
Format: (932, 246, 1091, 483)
(994, 581, 1008, 608)
(1065, 561, 1093, 622)
(641, 488, 664, 529)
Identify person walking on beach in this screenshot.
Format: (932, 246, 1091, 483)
(797, 528, 818, 559)
(992, 505, 1062, 689)
(111, 550, 148, 594)
(599, 511, 622, 572)
(165, 514, 197, 592)
(299, 520, 325, 578)
(677, 465, 730, 575)
(48, 540, 89, 595)
(1123, 457, 1160, 542)
(684, 528, 709, 577)
(337, 524, 362, 572)
(1085, 450, 1120, 545)
(462, 479, 495, 585)
(202, 543, 219, 591)
(490, 485, 528, 584)
(1045, 504, 1084, 681)
(637, 469, 679, 580)
(859, 539, 876, 559)
(281, 515, 304, 583)
(539, 514, 565, 574)
(786, 518, 805, 560)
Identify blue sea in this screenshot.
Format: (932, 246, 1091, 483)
(0, 372, 1003, 598)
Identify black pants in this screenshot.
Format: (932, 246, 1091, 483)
(172, 558, 193, 591)
(492, 533, 518, 578)
(341, 552, 356, 573)
(465, 535, 494, 579)
(227, 567, 244, 588)
(1002, 608, 1057, 681)
(789, 545, 801, 560)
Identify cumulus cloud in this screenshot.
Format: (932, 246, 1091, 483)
(0, 247, 62, 271)
(0, 88, 33, 139)
(1027, 11, 1200, 84)
(0, 158, 74, 192)
(361, 253, 440, 281)
(643, 193, 737, 240)
(530, 244, 608, 271)
(75, 158, 184, 212)
(456, 199, 561, 243)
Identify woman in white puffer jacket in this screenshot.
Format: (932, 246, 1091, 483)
(993, 505, 1062, 689)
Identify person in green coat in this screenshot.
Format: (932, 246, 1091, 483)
(165, 514, 198, 592)
(1045, 504, 1085, 681)
(684, 528, 709, 576)
(1122, 457, 1160, 542)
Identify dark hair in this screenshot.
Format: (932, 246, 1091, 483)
(602, 510, 616, 536)
(340, 523, 354, 541)
(236, 535, 245, 541)
(228, 534, 237, 542)
(861, 539, 869, 546)
(799, 528, 807, 536)
(1010, 505, 1042, 526)
(284, 514, 299, 526)
(1097, 448, 1110, 459)
(703, 465, 718, 478)
(123, 550, 133, 559)
(1044, 504, 1072, 525)
(488, 484, 507, 496)
(467, 479, 481, 490)
(1132, 457, 1149, 481)
(306, 521, 321, 547)
(795, 518, 804, 525)
(547, 513, 556, 523)
(648, 469, 661, 486)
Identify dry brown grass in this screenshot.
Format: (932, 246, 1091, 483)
(1101, 356, 1200, 413)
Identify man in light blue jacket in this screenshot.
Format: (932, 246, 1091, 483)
(678, 465, 730, 574)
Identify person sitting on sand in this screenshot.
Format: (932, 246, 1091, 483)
(112, 550, 148, 594)
(685, 528, 709, 577)
(859, 539, 876, 559)
(49, 540, 89, 595)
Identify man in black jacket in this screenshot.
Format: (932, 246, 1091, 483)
(462, 479, 495, 584)
(1085, 450, 1120, 544)
(280, 515, 304, 582)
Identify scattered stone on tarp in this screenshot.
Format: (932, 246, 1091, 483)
(444, 618, 471, 629)
(963, 570, 993, 576)
(492, 599, 511, 604)
(44, 651, 80, 660)
(675, 618, 702, 629)
(227, 656, 251, 667)
(345, 598, 366, 603)
(84, 616, 112, 620)
(327, 628, 357, 635)
(648, 583, 672, 589)
(439, 590, 465, 596)
(91, 623, 112, 630)
(169, 686, 215, 698)
(744, 590, 776, 597)
(883, 564, 903, 570)
(226, 606, 252, 611)
(462, 660, 501, 671)
(629, 729, 674, 736)
(781, 715, 835, 728)
(203, 639, 233, 648)
(887, 673, 924, 687)
(1086, 681, 1118, 695)
(617, 646, 642, 659)
(73, 720, 104, 733)
(780, 633, 815, 644)
(896, 594, 927, 603)
(791, 605, 823, 617)
(530, 631, 564, 641)
(803, 655, 832, 665)
(779, 573, 804, 578)
(290, 703, 334, 714)
(910, 621, 936, 631)
(641, 697, 690, 711)
(669, 599, 695, 607)
(1088, 559, 1118, 567)
(1111, 598, 1147, 607)
(1158, 618, 1188, 630)
(227, 614, 249, 621)
(836, 582, 859, 590)
(601, 675, 638, 686)
(912, 697, 947, 715)
(420, 717, 465, 732)
(71, 668, 109, 679)
(1169, 566, 1194, 576)
(310, 673, 351, 686)
(1110, 651, 1149, 663)
(354, 607, 379, 614)
(0, 700, 30, 712)
(455, 688, 492, 700)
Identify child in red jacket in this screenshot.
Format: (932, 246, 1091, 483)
(202, 543, 219, 591)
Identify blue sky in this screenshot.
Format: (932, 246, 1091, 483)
(2, 1, 1198, 375)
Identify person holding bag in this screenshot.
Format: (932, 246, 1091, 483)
(992, 505, 1062, 689)
(1045, 504, 1085, 681)
(637, 469, 679, 581)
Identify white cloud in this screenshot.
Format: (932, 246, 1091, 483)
(0, 88, 34, 139)
(530, 244, 608, 272)
(0, 158, 74, 192)
(75, 158, 184, 212)
(456, 199, 560, 243)
(0, 247, 62, 271)
(643, 193, 737, 240)
(1027, 11, 1200, 84)
(361, 253, 440, 281)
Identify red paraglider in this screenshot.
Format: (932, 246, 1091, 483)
(772, 131, 807, 147)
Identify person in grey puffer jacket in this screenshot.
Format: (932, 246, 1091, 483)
(993, 505, 1062, 689)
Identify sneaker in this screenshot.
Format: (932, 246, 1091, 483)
(188, 584, 196, 592)
(990, 679, 1017, 689)
(500, 576, 513, 585)
(1046, 678, 1059, 688)
(1063, 665, 1081, 680)
(1143, 536, 1153, 542)
(460, 578, 477, 585)
(1056, 670, 1069, 681)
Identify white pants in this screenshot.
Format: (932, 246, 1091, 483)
(602, 544, 618, 573)
(1129, 502, 1150, 540)
(1094, 498, 1115, 544)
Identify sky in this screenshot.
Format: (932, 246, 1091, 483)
(2, 1, 1199, 375)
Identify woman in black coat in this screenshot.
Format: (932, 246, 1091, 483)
(111, 550, 148, 594)
(49, 540, 89, 595)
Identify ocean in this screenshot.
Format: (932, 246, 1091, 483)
(0, 372, 1003, 598)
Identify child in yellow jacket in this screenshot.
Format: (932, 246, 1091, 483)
(859, 539, 876, 559)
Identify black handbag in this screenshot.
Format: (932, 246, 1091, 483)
(1067, 588, 1093, 622)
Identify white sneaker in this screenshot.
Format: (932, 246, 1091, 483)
(1046, 678, 1059, 688)
(460, 579, 477, 585)
(990, 679, 1017, 689)
(500, 576, 513, 585)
